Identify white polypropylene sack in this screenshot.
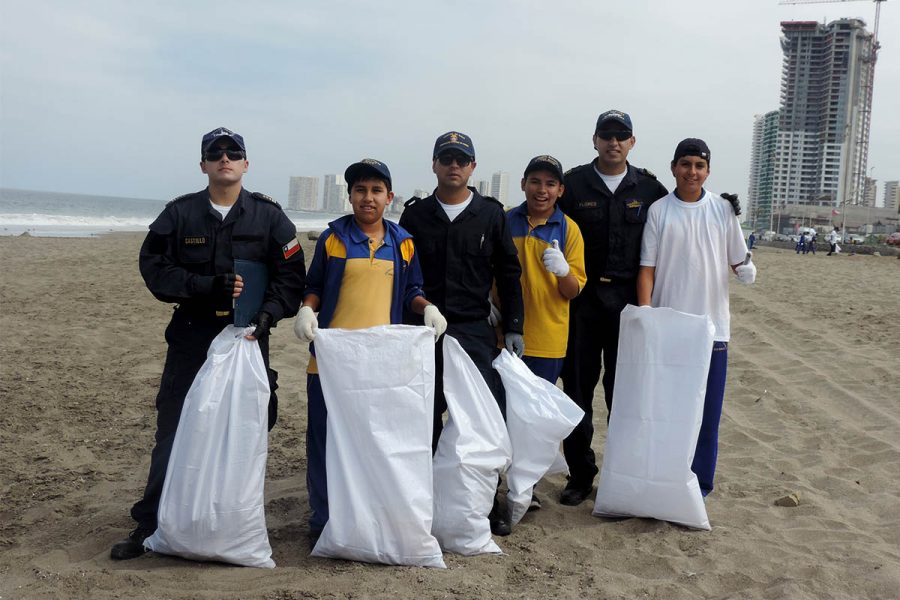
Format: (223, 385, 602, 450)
(493, 350, 585, 526)
(432, 336, 511, 555)
(311, 325, 445, 568)
(144, 325, 274, 568)
(593, 305, 714, 530)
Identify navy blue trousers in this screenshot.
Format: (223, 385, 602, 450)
(692, 341, 728, 497)
(522, 355, 564, 385)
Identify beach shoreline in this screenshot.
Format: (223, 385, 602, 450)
(1, 233, 898, 599)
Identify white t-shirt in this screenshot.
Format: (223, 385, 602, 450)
(210, 201, 232, 220)
(437, 192, 473, 222)
(594, 165, 627, 194)
(640, 189, 748, 342)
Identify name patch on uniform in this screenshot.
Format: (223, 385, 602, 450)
(282, 237, 301, 259)
(578, 201, 599, 209)
(183, 236, 208, 246)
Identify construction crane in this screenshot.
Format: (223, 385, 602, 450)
(779, 0, 886, 237)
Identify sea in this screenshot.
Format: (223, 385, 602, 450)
(0, 188, 343, 237)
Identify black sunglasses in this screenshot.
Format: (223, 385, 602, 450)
(596, 130, 632, 142)
(437, 154, 473, 167)
(204, 148, 245, 161)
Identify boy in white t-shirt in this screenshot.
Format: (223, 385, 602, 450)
(636, 138, 757, 497)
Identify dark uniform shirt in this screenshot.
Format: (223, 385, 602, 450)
(139, 187, 305, 322)
(399, 189, 524, 333)
(559, 162, 668, 283)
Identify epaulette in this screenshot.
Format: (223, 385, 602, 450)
(636, 167, 657, 180)
(166, 193, 194, 206)
(404, 196, 421, 207)
(566, 163, 590, 176)
(251, 191, 281, 208)
(482, 195, 503, 207)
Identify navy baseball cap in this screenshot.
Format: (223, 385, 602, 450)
(673, 138, 711, 164)
(344, 158, 392, 190)
(201, 127, 246, 155)
(523, 155, 564, 182)
(595, 110, 633, 133)
(433, 131, 476, 159)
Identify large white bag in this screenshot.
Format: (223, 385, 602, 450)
(493, 350, 585, 526)
(144, 325, 274, 568)
(593, 305, 714, 530)
(432, 336, 511, 555)
(311, 325, 445, 568)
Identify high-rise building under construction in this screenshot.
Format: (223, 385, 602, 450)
(773, 19, 876, 210)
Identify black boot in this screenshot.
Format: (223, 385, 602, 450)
(110, 526, 155, 560)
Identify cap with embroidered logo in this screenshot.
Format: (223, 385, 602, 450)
(344, 158, 392, 190)
(595, 110, 633, 133)
(433, 131, 476, 159)
(201, 127, 246, 155)
(523, 155, 564, 182)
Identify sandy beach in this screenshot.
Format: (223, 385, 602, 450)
(1, 232, 898, 600)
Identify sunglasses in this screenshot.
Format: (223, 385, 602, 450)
(204, 148, 245, 161)
(596, 130, 633, 142)
(437, 154, 473, 167)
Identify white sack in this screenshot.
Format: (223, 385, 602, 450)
(593, 305, 714, 530)
(432, 336, 511, 555)
(311, 325, 445, 568)
(493, 350, 585, 526)
(144, 325, 274, 568)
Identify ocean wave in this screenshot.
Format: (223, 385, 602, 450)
(0, 213, 153, 227)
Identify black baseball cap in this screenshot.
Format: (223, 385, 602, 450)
(523, 155, 564, 182)
(344, 158, 392, 191)
(433, 131, 476, 159)
(201, 127, 246, 154)
(595, 110, 633, 133)
(673, 138, 711, 164)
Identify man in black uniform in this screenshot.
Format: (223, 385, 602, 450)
(557, 111, 668, 506)
(110, 127, 306, 560)
(399, 131, 524, 534)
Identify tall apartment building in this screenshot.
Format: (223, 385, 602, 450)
(862, 177, 877, 207)
(323, 174, 348, 213)
(491, 171, 510, 206)
(883, 180, 899, 212)
(475, 180, 492, 198)
(748, 110, 780, 231)
(288, 176, 319, 211)
(773, 19, 876, 209)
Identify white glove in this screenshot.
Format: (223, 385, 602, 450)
(542, 240, 569, 277)
(293, 305, 319, 343)
(423, 304, 447, 340)
(505, 332, 525, 358)
(735, 261, 757, 285)
(488, 301, 502, 327)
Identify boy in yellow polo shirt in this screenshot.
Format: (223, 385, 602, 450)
(506, 155, 586, 383)
(293, 158, 446, 543)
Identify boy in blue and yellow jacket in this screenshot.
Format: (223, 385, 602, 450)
(293, 159, 446, 542)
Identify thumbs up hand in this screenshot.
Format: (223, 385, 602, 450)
(542, 239, 569, 277)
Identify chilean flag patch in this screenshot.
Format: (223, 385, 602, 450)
(282, 237, 301, 259)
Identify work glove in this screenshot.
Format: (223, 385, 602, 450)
(542, 240, 570, 277)
(294, 305, 318, 343)
(247, 311, 273, 340)
(735, 261, 757, 285)
(505, 332, 525, 358)
(488, 301, 502, 327)
(211, 273, 239, 298)
(423, 304, 448, 340)
(721, 193, 741, 216)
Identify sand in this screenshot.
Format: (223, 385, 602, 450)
(1, 233, 898, 600)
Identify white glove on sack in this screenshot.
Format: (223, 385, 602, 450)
(505, 332, 525, 358)
(735, 261, 757, 285)
(294, 305, 319, 343)
(542, 240, 569, 277)
(423, 304, 448, 340)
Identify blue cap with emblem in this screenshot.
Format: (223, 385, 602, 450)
(201, 127, 246, 155)
(344, 158, 392, 191)
(433, 131, 476, 159)
(523, 155, 564, 182)
(595, 110, 633, 133)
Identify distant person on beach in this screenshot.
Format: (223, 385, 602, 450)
(827, 226, 840, 255)
(748, 232, 756, 250)
(637, 138, 756, 497)
(293, 158, 446, 546)
(110, 127, 306, 561)
(796, 232, 806, 254)
(399, 130, 524, 535)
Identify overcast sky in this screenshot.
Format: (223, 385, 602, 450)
(1, 0, 898, 207)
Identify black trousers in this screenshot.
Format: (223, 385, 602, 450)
(432, 319, 505, 452)
(130, 308, 278, 530)
(560, 280, 635, 484)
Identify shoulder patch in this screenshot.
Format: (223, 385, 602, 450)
(251, 191, 281, 207)
(166, 193, 194, 206)
(404, 196, 420, 207)
(637, 167, 658, 180)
